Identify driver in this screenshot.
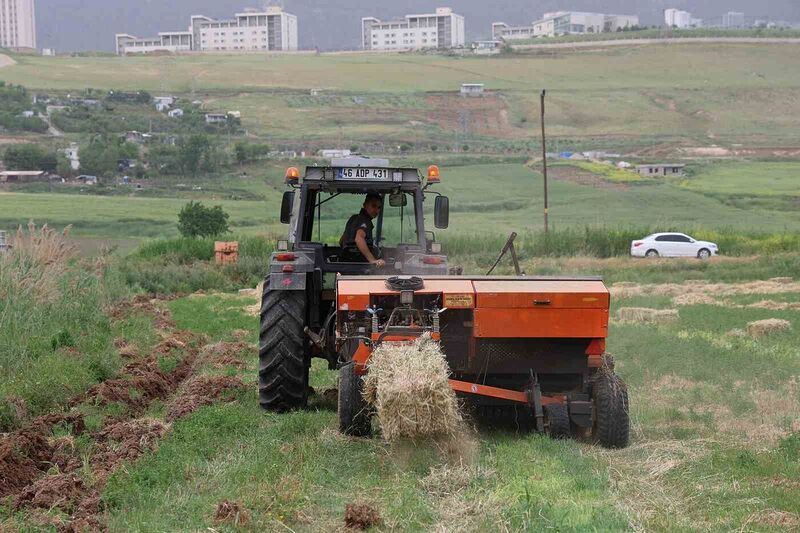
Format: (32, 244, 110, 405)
(339, 193, 385, 268)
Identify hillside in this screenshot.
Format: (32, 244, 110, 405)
(2, 44, 800, 151)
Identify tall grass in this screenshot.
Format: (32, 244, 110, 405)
(441, 227, 800, 261)
(123, 235, 277, 294)
(0, 224, 129, 429)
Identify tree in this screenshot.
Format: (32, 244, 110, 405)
(177, 134, 211, 176)
(177, 201, 230, 238)
(3, 144, 56, 171)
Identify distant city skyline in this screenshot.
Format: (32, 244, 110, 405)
(32, 0, 800, 52)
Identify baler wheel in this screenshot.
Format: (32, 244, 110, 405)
(592, 371, 630, 448)
(544, 404, 570, 439)
(258, 278, 309, 411)
(338, 362, 372, 437)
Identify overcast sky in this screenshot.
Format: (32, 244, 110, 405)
(36, 0, 800, 52)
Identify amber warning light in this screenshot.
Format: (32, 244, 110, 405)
(427, 165, 440, 183)
(285, 167, 300, 183)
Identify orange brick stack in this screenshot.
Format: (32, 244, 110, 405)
(214, 241, 239, 265)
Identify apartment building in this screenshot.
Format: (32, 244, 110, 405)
(0, 0, 36, 50)
(116, 6, 298, 55)
(362, 7, 465, 51)
(664, 9, 703, 28)
(493, 11, 639, 40)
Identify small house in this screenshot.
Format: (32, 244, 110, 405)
(227, 110, 241, 119)
(20, 110, 35, 118)
(460, 83, 485, 97)
(205, 113, 227, 124)
(319, 149, 351, 159)
(0, 170, 46, 183)
(64, 144, 80, 171)
(636, 164, 686, 177)
(472, 41, 502, 55)
(168, 108, 184, 118)
(153, 96, 175, 107)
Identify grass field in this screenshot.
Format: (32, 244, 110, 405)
(3, 162, 800, 244)
(4, 256, 797, 531)
(4, 44, 800, 147)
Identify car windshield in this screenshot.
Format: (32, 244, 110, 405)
(308, 191, 418, 247)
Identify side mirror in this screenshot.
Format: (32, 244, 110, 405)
(434, 196, 449, 229)
(389, 192, 407, 207)
(280, 191, 294, 224)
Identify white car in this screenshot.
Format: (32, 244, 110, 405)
(630, 233, 718, 259)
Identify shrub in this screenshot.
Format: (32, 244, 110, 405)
(177, 201, 230, 238)
(3, 144, 57, 172)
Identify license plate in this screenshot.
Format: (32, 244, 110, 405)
(336, 167, 391, 180)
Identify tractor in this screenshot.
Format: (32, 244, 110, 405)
(259, 158, 629, 448)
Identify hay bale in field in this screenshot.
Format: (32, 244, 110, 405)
(617, 307, 679, 324)
(746, 319, 792, 338)
(363, 333, 462, 441)
(672, 293, 719, 306)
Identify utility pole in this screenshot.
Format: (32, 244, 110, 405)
(540, 90, 549, 233)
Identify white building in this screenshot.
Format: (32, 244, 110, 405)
(723, 12, 746, 28)
(116, 6, 298, 55)
(664, 9, 702, 28)
(168, 109, 184, 118)
(64, 143, 80, 171)
(460, 83, 484, 96)
(493, 11, 638, 40)
(362, 7, 465, 51)
(0, 0, 36, 50)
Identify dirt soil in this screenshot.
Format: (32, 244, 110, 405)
(166, 375, 245, 421)
(200, 341, 254, 369)
(424, 93, 524, 138)
(214, 500, 251, 526)
(90, 418, 169, 484)
(76, 335, 197, 413)
(14, 473, 86, 513)
(344, 502, 381, 530)
(108, 295, 176, 331)
(0, 413, 85, 499)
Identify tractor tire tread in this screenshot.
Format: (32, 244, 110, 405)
(258, 278, 308, 412)
(592, 371, 630, 449)
(338, 362, 371, 437)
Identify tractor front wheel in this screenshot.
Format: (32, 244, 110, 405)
(338, 362, 372, 437)
(258, 279, 309, 412)
(592, 370, 630, 448)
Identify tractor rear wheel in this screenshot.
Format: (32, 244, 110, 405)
(592, 370, 630, 448)
(338, 362, 371, 437)
(258, 279, 309, 412)
(544, 403, 570, 439)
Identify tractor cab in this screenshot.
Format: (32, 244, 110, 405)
(276, 158, 450, 279)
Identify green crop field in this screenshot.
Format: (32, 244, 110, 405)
(3, 162, 800, 243)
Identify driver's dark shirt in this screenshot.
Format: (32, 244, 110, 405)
(339, 208, 374, 250)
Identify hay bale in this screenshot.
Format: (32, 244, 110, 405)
(672, 293, 719, 306)
(617, 307, 679, 324)
(746, 319, 792, 338)
(363, 334, 462, 441)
